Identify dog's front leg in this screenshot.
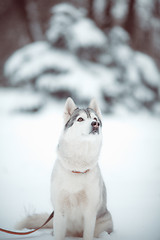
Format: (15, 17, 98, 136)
(54, 211, 66, 240)
(83, 212, 96, 240)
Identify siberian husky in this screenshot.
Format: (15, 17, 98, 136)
(17, 98, 113, 239)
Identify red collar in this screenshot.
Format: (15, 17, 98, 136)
(72, 169, 90, 174)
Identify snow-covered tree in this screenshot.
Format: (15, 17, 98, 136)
(4, 2, 160, 115)
(88, 0, 160, 68)
(46, 3, 107, 62)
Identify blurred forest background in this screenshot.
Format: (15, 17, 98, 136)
(0, 0, 160, 114)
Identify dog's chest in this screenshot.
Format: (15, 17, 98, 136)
(51, 165, 101, 211)
(59, 189, 87, 210)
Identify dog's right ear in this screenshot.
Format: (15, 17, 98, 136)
(89, 98, 102, 120)
(63, 97, 77, 124)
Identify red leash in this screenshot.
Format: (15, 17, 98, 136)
(0, 211, 54, 235)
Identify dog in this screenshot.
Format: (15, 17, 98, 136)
(17, 98, 113, 240)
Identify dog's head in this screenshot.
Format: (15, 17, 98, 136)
(63, 98, 102, 138)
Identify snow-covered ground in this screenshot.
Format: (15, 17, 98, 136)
(0, 88, 160, 240)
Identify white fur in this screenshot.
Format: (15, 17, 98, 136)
(89, 98, 102, 119)
(16, 213, 52, 230)
(63, 97, 77, 124)
(51, 98, 113, 240)
(16, 98, 113, 239)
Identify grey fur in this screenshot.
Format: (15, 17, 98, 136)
(65, 108, 80, 129)
(65, 107, 102, 130)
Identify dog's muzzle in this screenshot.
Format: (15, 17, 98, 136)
(90, 121, 100, 134)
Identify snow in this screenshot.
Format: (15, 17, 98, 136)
(51, 3, 86, 19)
(4, 42, 51, 80)
(4, 4, 160, 114)
(135, 52, 160, 87)
(133, 85, 155, 102)
(4, 43, 76, 85)
(136, 0, 154, 29)
(0, 88, 160, 240)
(5, 37, 160, 115)
(93, 0, 107, 20)
(108, 27, 130, 45)
(111, 0, 128, 20)
(47, 3, 106, 52)
(71, 19, 107, 48)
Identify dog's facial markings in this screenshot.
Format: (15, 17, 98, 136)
(86, 108, 102, 127)
(65, 108, 80, 129)
(84, 108, 91, 118)
(84, 108, 102, 129)
(64, 106, 102, 137)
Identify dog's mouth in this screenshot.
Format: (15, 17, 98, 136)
(90, 127, 99, 135)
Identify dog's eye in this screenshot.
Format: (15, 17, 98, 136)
(77, 117, 84, 122)
(94, 117, 97, 121)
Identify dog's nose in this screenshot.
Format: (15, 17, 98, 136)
(91, 121, 100, 128)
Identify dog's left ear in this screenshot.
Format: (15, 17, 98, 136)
(64, 97, 77, 124)
(89, 98, 102, 119)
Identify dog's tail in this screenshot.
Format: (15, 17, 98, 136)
(16, 213, 53, 230)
